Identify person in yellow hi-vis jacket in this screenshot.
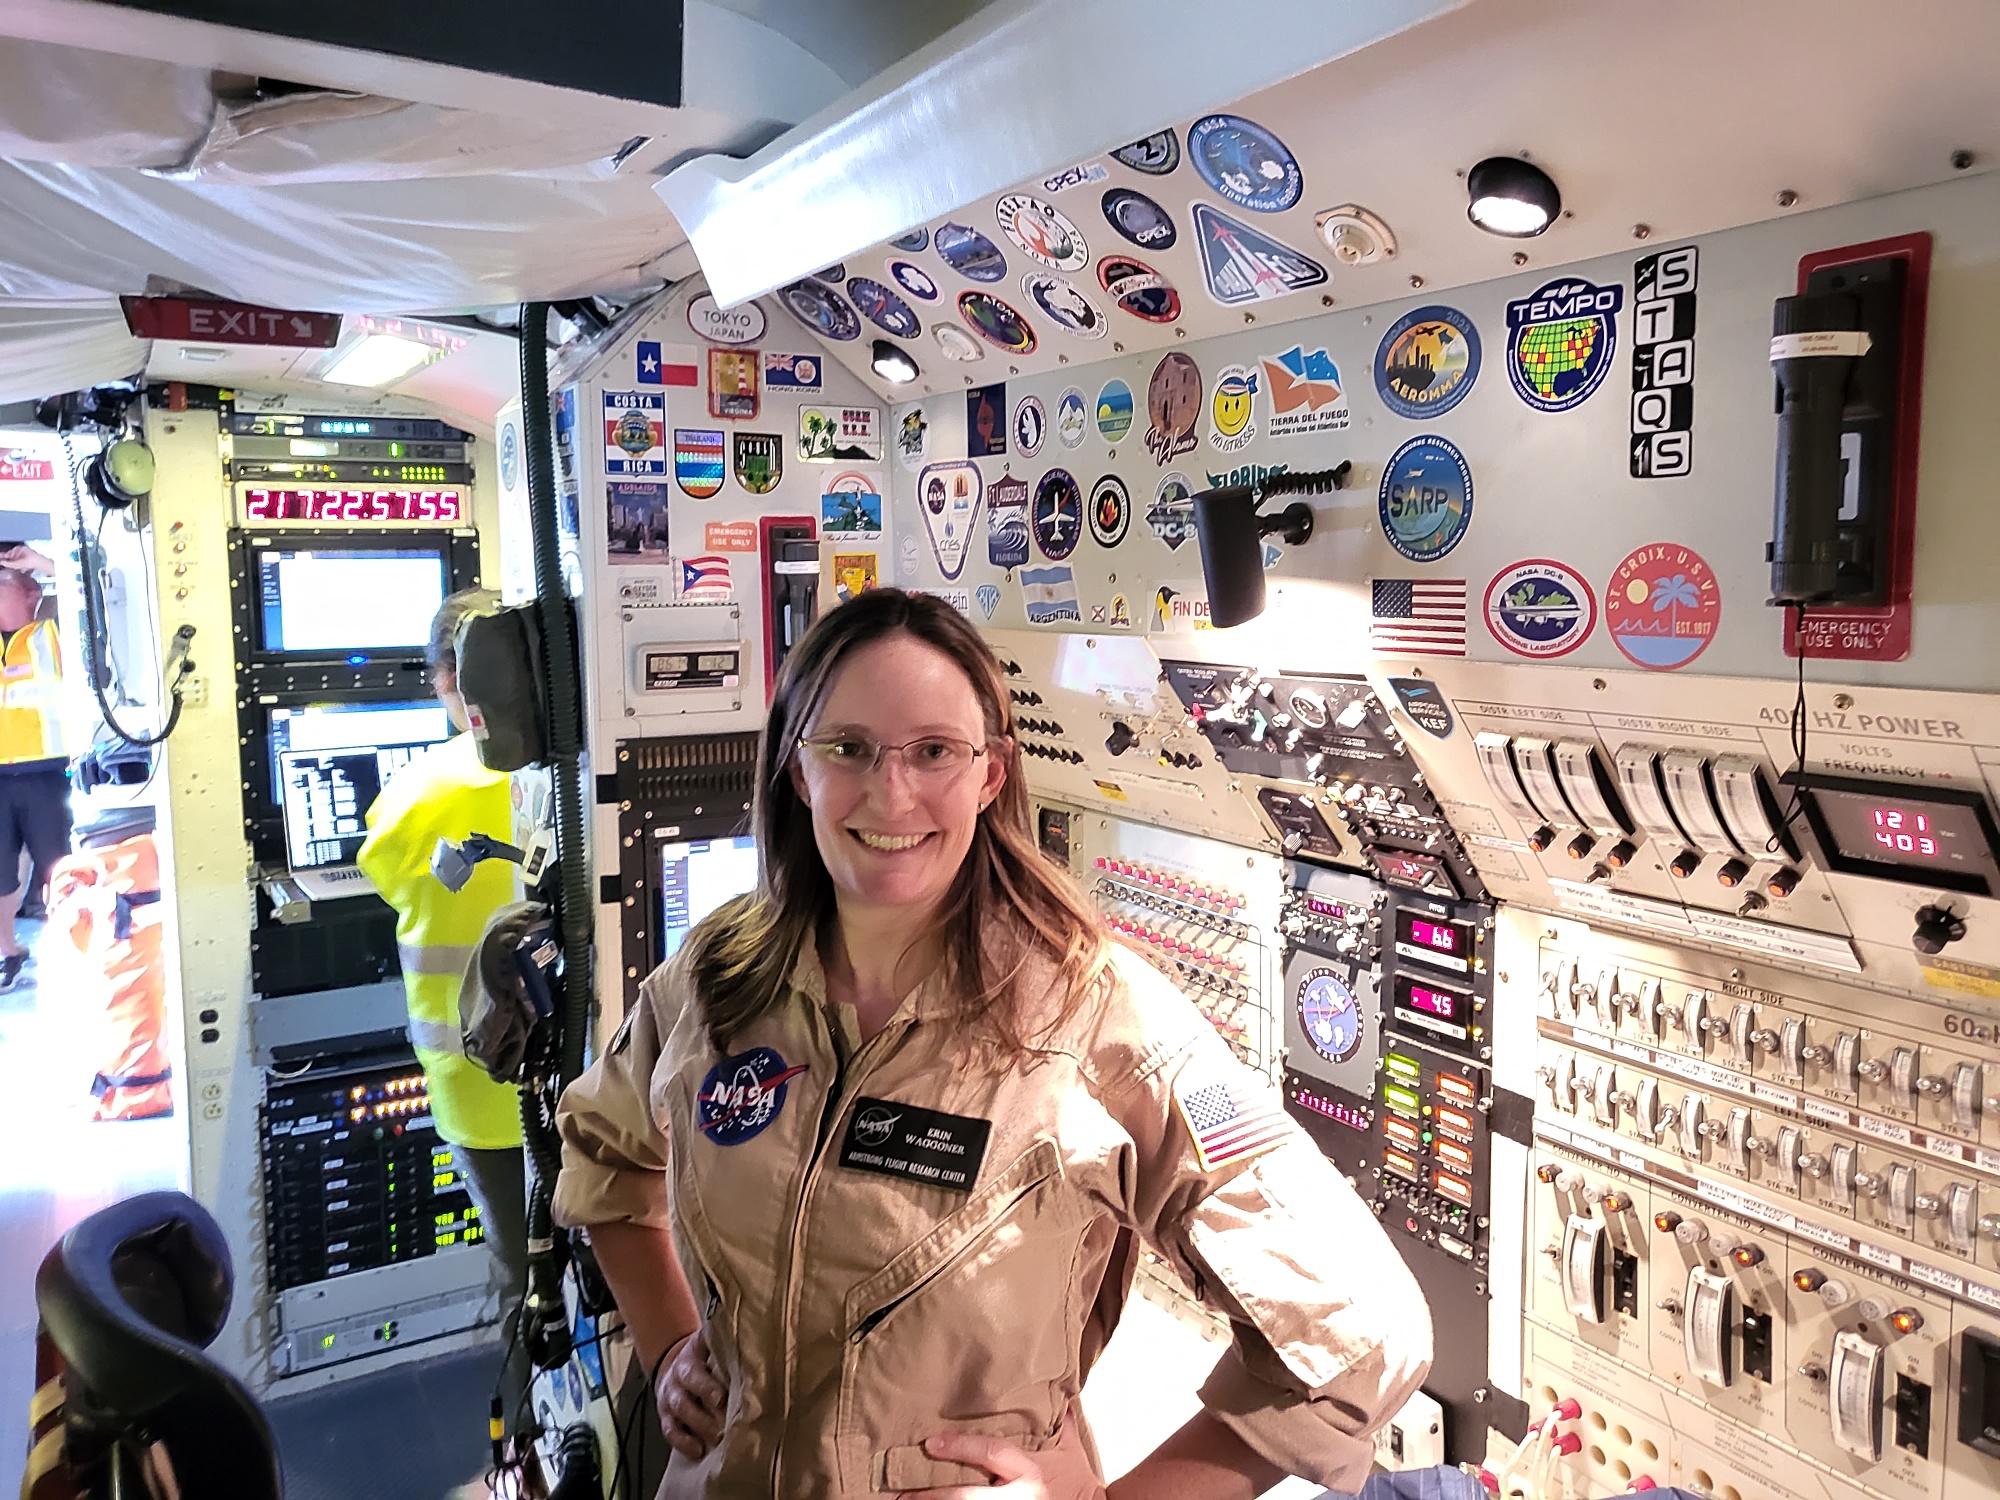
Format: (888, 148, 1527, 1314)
(357, 589, 531, 1429)
(0, 544, 67, 990)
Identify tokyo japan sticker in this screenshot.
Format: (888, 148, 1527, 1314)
(1604, 543, 1720, 670)
(1375, 305, 1481, 419)
(1507, 276, 1624, 413)
(1483, 559, 1597, 659)
(1378, 434, 1472, 562)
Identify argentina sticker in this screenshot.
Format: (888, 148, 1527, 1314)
(935, 221, 1007, 282)
(1507, 276, 1624, 413)
(1111, 128, 1180, 176)
(696, 1046, 808, 1146)
(1188, 113, 1302, 213)
(1378, 434, 1472, 563)
(777, 279, 860, 341)
(1483, 559, 1597, 659)
(848, 277, 921, 338)
(1021, 273, 1107, 339)
(1374, 305, 1481, 419)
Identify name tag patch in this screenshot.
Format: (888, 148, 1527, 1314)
(838, 1097, 991, 1192)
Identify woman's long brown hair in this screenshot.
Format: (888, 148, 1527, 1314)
(683, 587, 1108, 1055)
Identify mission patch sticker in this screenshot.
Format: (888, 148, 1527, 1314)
(1190, 204, 1327, 306)
(1483, 559, 1596, 659)
(1187, 114, 1302, 213)
(1375, 306, 1481, 419)
(1507, 276, 1624, 413)
(1088, 474, 1131, 547)
(1378, 434, 1472, 562)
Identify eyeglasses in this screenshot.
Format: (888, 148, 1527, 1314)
(795, 733, 989, 778)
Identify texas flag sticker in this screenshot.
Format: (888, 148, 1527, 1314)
(637, 340, 699, 387)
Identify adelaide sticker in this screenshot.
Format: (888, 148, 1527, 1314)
(995, 193, 1088, 271)
(1604, 543, 1720, 670)
(1507, 276, 1624, 413)
(1097, 256, 1181, 323)
(686, 291, 766, 345)
(1031, 468, 1083, 561)
(1187, 113, 1302, 213)
(1375, 305, 1481, 419)
(1144, 352, 1202, 467)
(1483, 560, 1597, 659)
(1209, 363, 1258, 453)
(776, 279, 860, 341)
(957, 291, 1036, 355)
(1378, 434, 1472, 563)
(696, 1046, 807, 1146)
(886, 259, 939, 302)
(1088, 474, 1131, 548)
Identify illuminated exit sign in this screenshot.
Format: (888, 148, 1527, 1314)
(120, 296, 343, 348)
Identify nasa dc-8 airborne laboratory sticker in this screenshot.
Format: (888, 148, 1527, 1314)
(1483, 559, 1597, 659)
(1507, 276, 1624, 413)
(696, 1046, 808, 1146)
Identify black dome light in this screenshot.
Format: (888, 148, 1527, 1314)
(1466, 156, 1561, 237)
(870, 339, 918, 384)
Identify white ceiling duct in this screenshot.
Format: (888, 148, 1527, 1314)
(0, 302, 147, 406)
(656, 0, 1467, 307)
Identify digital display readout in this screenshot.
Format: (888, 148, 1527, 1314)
(1391, 972, 1475, 1046)
(1393, 908, 1472, 971)
(1302, 895, 1350, 920)
(243, 488, 464, 523)
(1407, 984, 1459, 1018)
(1795, 774, 2000, 895)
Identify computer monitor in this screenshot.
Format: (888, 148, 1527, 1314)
(655, 834, 760, 961)
(278, 744, 431, 870)
(265, 700, 451, 806)
(255, 545, 449, 655)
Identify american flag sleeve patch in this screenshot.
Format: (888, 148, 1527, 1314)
(1172, 1061, 1293, 1172)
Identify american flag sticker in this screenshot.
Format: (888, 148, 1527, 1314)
(1370, 577, 1468, 656)
(1172, 1064, 1292, 1172)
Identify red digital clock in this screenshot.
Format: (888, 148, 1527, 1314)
(1793, 772, 2000, 895)
(241, 488, 463, 524)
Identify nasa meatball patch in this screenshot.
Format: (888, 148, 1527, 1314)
(695, 1047, 808, 1146)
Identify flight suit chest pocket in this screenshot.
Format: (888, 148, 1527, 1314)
(836, 1138, 1078, 1493)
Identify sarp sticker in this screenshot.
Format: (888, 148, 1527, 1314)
(603, 391, 666, 477)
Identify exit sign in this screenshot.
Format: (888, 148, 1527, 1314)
(120, 296, 343, 348)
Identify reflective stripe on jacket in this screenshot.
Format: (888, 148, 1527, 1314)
(356, 732, 522, 1150)
(0, 620, 63, 765)
(553, 936, 1432, 1498)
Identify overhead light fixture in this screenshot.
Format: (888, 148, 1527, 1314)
(319, 333, 440, 389)
(870, 340, 919, 385)
(1467, 156, 1561, 238)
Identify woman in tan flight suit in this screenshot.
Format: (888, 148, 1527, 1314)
(553, 588, 1432, 1499)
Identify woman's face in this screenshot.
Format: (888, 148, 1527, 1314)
(791, 633, 1009, 921)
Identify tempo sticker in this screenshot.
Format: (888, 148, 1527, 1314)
(1631, 246, 1697, 477)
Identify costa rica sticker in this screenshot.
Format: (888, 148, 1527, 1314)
(1483, 559, 1597, 659)
(696, 1046, 808, 1145)
(1604, 543, 1720, 670)
(1507, 276, 1624, 412)
(1031, 468, 1083, 560)
(1088, 474, 1131, 547)
(1375, 305, 1481, 418)
(1188, 114, 1302, 212)
(1378, 435, 1472, 562)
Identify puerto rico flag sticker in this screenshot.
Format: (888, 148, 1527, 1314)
(696, 1047, 808, 1145)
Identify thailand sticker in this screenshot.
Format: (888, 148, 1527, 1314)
(935, 222, 1007, 282)
(673, 428, 724, 497)
(1012, 394, 1047, 457)
(1112, 129, 1180, 176)
(966, 382, 1007, 458)
(832, 551, 878, 601)
(986, 472, 1029, 569)
(1188, 114, 1302, 212)
(1374, 305, 1482, 419)
(932, 324, 984, 363)
(1055, 387, 1088, 448)
(848, 277, 921, 339)
(707, 348, 759, 421)
(995, 192, 1088, 271)
(1604, 543, 1720, 671)
(820, 472, 882, 540)
(1506, 276, 1625, 413)
(916, 460, 982, 580)
(1148, 473, 1193, 550)
(887, 259, 940, 302)
(1387, 677, 1454, 739)
(695, 1046, 807, 1145)
(957, 291, 1036, 355)
(1100, 188, 1176, 251)
(895, 408, 929, 471)
(1021, 273, 1106, 340)
(732, 431, 783, 495)
(1296, 968, 1362, 1063)
(763, 351, 821, 390)
(1209, 364, 1258, 453)
(1095, 379, 1134, 441)
(1378, 434, 1472, 562)
(975, 582, 1001, 620)
(1020, 564, 1080, 625)
(1031, 468, 1083, 560)
(603, 391, 666, 477)
(686, 292, 766, 345)
(1097, 256, 1180, 323)
(889, 227, 930, 252)
(607, 483, 670, 563)
(1483, 559, 1597, 659)
(1144, 352, 1202, 467)
(1088, 474, 1131, 548)
(777, 279, 859, 341)
(1260, 346, 1348, 436)
(1191, 203, 1326, 306)
(798, 405, 882, 462)
(1042, 160, 1108, 194)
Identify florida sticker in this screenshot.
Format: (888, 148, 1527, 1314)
(1604, 543, 1720, 670)
(1484, 560, 1596, 659)
(1378, 435, 1472, 563)
(1507, 277, 1624, 413)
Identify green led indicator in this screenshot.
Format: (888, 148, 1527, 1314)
(1383, 1083, 1421, 1114)
(1384, 1054, 1421, 1082)
(390, 441, 404, 457)
(321, 1334, 337, 1349)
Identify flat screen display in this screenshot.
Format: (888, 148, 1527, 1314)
(1393, 908, 1472, 972)
(278, 746, 427, 869)
(265, 700, 450, 806)
(655, 835, 761, 962)
(1796, 774, 2000, 895)
(256, 546, 447, 654)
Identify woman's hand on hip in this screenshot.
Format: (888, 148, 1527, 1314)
(895, 1433, 1107, 1500)
(655, 1326, 727, 1462)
